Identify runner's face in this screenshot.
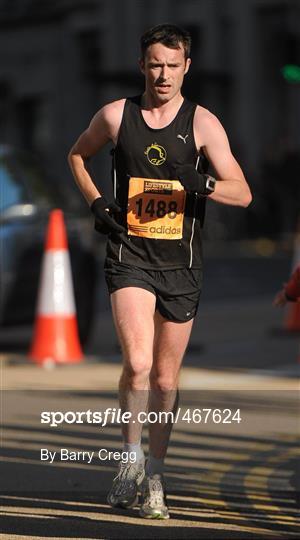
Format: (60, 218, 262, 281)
(140, 43, 191, 103)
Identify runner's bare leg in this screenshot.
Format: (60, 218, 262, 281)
(148, 311, 194, 459)
(111, 287, 156, 444)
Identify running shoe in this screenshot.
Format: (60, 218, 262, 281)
(107, 458, 145, 508)
(139, 473, 170, 519)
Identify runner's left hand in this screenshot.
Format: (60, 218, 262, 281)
(173, 164, 208, 194)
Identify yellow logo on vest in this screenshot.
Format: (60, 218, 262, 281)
(144, 143, 167, 166)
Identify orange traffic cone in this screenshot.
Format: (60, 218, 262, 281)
(29, 209, 83, 365)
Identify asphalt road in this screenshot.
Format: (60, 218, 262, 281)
(0, 362, 299, 540)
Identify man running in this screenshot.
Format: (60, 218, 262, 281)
(68, 23, 252, 519)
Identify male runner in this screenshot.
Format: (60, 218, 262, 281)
(68, 24, 252, 519)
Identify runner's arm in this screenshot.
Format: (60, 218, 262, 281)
(199, 111, 252, 207)
(68, 101, 123, 205)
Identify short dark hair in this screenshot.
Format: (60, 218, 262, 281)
(140, 24, 191, 60)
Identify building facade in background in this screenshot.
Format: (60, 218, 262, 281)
(0, 0, 299, 238)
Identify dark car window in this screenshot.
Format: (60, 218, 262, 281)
(0, 161, 30, 212)
(0, 149, 59, 212)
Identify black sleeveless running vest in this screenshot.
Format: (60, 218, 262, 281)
(106, 96, 208, 269)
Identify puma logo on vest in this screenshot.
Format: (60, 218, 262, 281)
(177, 134, 189, 144)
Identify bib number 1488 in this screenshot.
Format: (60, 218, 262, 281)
(136, 198, 178, 219)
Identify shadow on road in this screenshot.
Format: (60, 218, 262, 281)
(1, 388, 299, 539)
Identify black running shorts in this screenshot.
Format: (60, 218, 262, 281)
(104, 260, 202, 322)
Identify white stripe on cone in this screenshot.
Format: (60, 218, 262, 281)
(36, 251, 76, 315)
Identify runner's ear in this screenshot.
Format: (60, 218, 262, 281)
(139, 58, 145, 74)
(184, 58, 191, 75)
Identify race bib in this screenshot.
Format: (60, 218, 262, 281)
(127, 177, 186, 240)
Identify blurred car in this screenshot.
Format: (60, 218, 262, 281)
(0, 145, 97, 345)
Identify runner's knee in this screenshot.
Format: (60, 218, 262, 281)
(149, 373, 178, 393)
(121, 358, 152, 386)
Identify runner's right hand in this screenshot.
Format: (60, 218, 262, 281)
(90, 197, 126, 235)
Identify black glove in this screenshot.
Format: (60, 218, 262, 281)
(173, 164, 215, 196)
(90, 197, 126, 235)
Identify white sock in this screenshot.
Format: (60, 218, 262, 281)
(145, 455, 164, 476)
(123, 441, 144, 463)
